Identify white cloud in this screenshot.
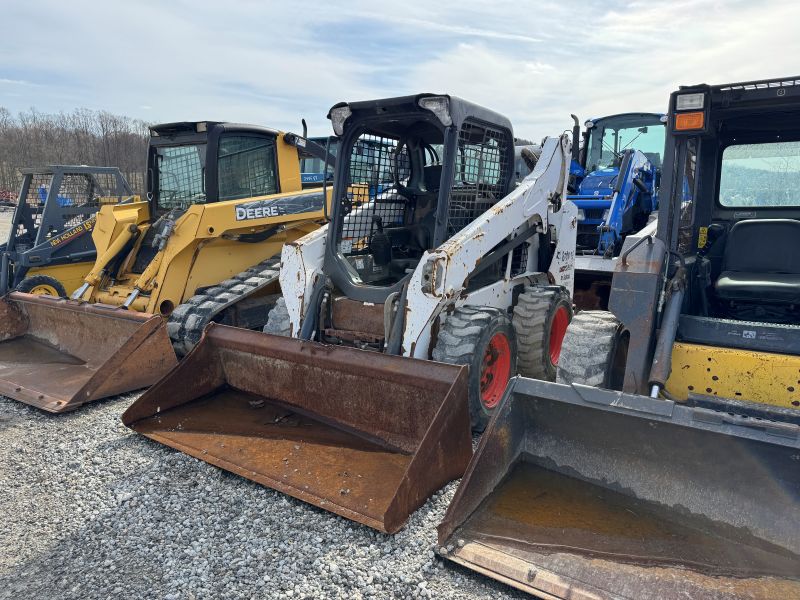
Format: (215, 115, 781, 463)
(0, 0, 798, 140)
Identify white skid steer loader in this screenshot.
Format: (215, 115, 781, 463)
(272, 96, 577, 430)
(123, 94, 577, 533)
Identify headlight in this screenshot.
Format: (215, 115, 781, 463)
(584, 120, 594, 129)
(418, 96, 453, 127)
(329, 106, 352, 136)
(676, 93, 705, 110)
(421, 256, 446, 296)
(577, 209, 586, 221)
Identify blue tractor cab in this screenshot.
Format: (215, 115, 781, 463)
(300, 135, 339, 188)
(569, 112, 666, 256)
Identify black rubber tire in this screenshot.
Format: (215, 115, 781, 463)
(263, 296, 291, 336)
(556, 310, 623, 388)
(512, 286, 573, 381)
(16, 275, 67, 298)
(433, 306, 517, 432)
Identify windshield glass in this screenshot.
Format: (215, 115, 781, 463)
(301, 137, 338, 181)
(719, 141, 800, 207)
(585, 115, 665, 172)
(156, 143, 206, 211)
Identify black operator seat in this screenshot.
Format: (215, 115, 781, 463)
(715, 219, 800, 304)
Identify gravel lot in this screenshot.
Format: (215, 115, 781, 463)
(0, 209, 525, 599)
(0, 391, 527, 600)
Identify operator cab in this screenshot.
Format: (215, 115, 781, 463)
(663, 81, 800, 325)
(571, 113, 665, 254)
(147, 121, 284, 216)
(325, 94, 515, 304)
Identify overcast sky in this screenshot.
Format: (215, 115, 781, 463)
(2, 0, 799, 140)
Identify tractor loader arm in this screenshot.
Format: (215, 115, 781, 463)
(72, 221, 140, 299)
(401, 134, 574, 356)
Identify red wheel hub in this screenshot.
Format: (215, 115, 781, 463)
(549, 306, 570, 365)
(480, 333, 512, 410)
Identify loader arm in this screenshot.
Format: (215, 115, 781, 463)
(76, 187, 329, 313)
(401, 134, 573, 357)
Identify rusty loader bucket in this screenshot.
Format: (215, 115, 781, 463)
(438, 376, 800, 600)
(0, 292, 177, 412)
(122, 324, 472, 533)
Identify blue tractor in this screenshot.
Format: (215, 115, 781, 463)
(568, 112, 666, 256)
(300, 135, 339, 187)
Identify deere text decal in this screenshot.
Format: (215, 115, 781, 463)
(234, 192, 324, 221)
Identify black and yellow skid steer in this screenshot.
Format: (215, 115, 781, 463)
(0, 165, 136, 296)
(0, 121, 334, 412)
(438, 76, 800, 599)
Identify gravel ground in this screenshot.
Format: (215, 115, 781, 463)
(0, 393, 527, 599)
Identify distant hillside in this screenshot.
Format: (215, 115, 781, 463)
(0, 107, 150, 196)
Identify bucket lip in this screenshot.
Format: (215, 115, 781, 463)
(509, 376, 800, 448)
(136, 428, 395, 532)
(6, 292, 160, 324)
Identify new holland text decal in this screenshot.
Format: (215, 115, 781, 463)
(49, 216, 97, 247)
(235, 192, 324, 221)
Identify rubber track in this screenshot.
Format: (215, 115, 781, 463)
(167, 258, 280, 356)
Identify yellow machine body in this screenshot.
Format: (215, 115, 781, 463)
(75, 133, 327, 315)
(665, 342, 800, 409)
(24, 262, 93, 296)
(0, 130, 330, 412)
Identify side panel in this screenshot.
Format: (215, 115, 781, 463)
(27, 262, 95, 295)
(546, 200, 577, 297)
(279, 224, 328, 335)
(666, 342, 800, 408)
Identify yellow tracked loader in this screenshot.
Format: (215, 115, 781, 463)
(437, 77, 800, 599)
(0, 121, 334, 412)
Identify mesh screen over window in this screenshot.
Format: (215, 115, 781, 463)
(15, 172, 121, 244)
(59, 174, 106, 230)
(15, 173, 52, 242)
(218, 136, 277, 201)
(338, 134, 409, 256)
(448, 121, 510, 236)
(157, 144, 206, 211)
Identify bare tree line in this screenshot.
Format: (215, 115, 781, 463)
(0, 107, 150, 197)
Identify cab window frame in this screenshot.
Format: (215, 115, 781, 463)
(716, 137, 800, 210)
(216, 132, 280, 202)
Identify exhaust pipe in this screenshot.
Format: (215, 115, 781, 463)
(438, 376, 800, 599)
(570, 114, 581, 165)
(123, 324, 472, 533)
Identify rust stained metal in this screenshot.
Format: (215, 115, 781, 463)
(123, 324, 472, 533)
(438, 377, 800, 599)
(331, 297, 384, 337)
(0, 292, 178, 413)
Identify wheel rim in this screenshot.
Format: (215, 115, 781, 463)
(549, 306, 570, 365)
(29, 284, 59, 296)
(480, 332, 512, 410)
